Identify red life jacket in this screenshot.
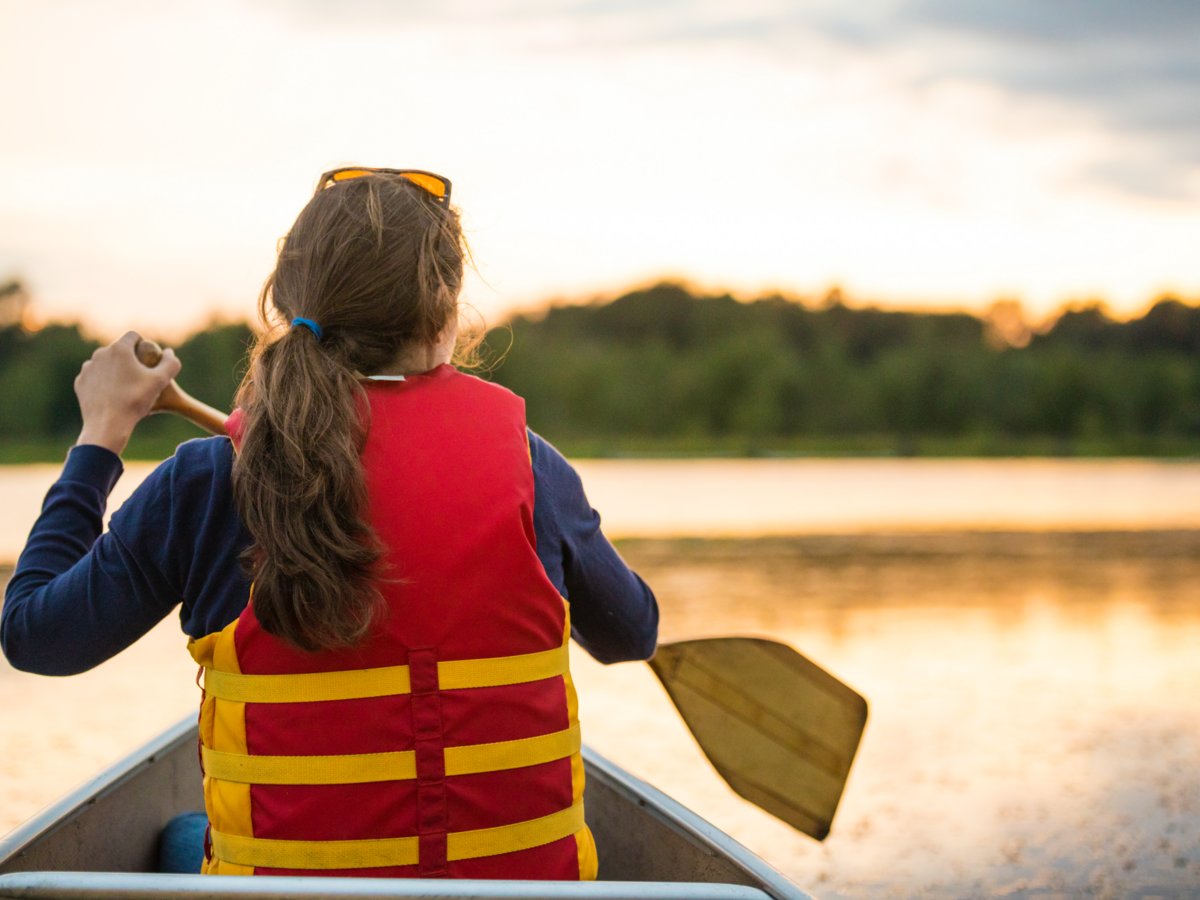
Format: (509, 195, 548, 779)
(188, 365, 598, 880)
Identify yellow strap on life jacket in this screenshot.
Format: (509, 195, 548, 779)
(211, 831, 419, 870)
(202, 747, 416, 784)
(202, 643, 568, 704)
(209, 800, 585, 870)
(201, 724, 582, 785)
(450, 800, 585, 861)
(439, 646, 567, 691)
(446, 723, 581, 777)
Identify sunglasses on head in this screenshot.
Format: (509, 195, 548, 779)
(319, 167, 452, 207)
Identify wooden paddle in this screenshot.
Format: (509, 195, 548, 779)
(133, 340, 868, 841)
(133, 338, 229, 436)
(650, 638, 867, 841)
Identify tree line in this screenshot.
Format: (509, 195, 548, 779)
(0, 279, 254, 461)
(2, 278, 1199, 459)
(486, 283, 1200, 456)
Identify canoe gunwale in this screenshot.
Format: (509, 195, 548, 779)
(0, 873, 771, 900)
(0, 717, 813, 900)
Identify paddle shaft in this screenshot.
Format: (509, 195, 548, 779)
(134, 339, 229, 437)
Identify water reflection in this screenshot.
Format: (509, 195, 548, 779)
(572, 535, 1200, 899)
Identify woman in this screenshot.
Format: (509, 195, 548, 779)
(1, 168, 658, 880)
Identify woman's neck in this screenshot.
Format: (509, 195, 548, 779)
(373, 322, 457, 377)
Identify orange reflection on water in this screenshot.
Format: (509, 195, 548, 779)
(572, 537, 1200, 899)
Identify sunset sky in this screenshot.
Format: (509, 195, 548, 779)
(2, 0, 1198, 338)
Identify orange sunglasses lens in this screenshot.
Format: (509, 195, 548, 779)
(329, 169, 376, 183)
(326, 168, 449, 202)
(397, 172, 448, 198)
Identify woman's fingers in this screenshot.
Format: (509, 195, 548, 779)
(156, 347, 182, 380)
(74, 332, 183, 456)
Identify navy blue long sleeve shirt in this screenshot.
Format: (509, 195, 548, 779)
(2, 432, 657, 676)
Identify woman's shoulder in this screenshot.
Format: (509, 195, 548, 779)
(173, 433, 236, 462)
(528, 431, 589, 509)
(161, 435, 236, 485)
(113, 436, 236, 527)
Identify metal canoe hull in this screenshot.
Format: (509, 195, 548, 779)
(0, 717, 812, 900)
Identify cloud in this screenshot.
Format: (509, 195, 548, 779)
(845, 0, 1200, 199)
(266, 0, 1200, 200)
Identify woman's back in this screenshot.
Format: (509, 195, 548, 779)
(197, 368, 594, 879)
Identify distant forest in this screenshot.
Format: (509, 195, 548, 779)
(3, 278, 1200, 460)
(0, 279, 255, 462)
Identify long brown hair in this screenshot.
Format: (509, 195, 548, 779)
(232, 171, 466, 651)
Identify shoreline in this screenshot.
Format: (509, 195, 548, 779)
(615, 529, 1200, 560)
(6, 528, 1199, 577)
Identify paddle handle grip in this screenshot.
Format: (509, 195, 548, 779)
(134, 339, 230, 437)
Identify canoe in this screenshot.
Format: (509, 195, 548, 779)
(0, 715, 814, 900)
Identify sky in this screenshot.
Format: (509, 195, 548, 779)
(1, 0, 1199, 338)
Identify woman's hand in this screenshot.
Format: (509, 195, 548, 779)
(74, 332, 181, 456)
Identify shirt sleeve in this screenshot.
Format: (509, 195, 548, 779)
(1, 439, 252, 676)
(529, 430, 658, 664)
(1, 445, 178, 675)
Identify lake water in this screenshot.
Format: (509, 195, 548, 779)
(5, 458, 1200, 560)
(3, 460, 1200, 899)
(612, 537, 1200, 900)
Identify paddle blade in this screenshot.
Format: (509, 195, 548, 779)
(649, 637, 867, 841)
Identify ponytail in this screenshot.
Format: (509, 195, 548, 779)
(233, 172, 465, 651)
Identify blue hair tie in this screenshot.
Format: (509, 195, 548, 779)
(291, 317, 324, 341)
